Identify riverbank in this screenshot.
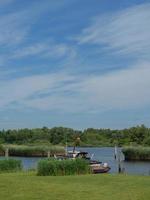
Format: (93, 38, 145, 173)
(0, 144, 65, 157)
(0, 172, 149, 200)
(122, 147, 150, 161)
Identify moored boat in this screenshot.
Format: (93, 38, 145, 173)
(90, 162, 111, 173)
(66, 150, 111, 173)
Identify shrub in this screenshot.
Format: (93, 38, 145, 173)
(0, 159, 22, 172)
(37, 158, 90, 176)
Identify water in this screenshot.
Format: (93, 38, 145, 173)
(72, 147, 150, 176)
(1, 147, 150, 175)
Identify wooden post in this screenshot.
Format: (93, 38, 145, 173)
(114, 145, 117, 160)
(5, 148, 9, 158)
(47, 151, 50, 158)
(118, 149, 125, 174)
(65, 141, 68, 156)
(118, 150, 121, 173)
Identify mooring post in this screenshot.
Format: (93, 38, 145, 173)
(118, 149, 125, 174)
(114, 145, 117, 160)
(65, 141, 68, 156)
(5, 148, 9, 159)
(47, 150, 50, 158)
(118, 160, 122, 173)
(118, 150, 121, 173)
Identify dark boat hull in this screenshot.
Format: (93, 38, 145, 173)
(92, 166, 111, 174)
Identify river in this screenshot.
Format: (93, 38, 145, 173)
(1, 147, 150, 175)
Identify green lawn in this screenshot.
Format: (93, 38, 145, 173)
(0, 172, 149, 200)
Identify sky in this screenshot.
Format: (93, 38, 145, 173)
(0, 0, 150, 130)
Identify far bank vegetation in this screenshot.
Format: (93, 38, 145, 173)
(0, 125, 150, 147)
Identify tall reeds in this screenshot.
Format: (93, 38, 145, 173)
(0, 159, 22, 172)
(37, 158, 90, 176)
(0, 145, 65, 157)
(122, 147, 150, 161)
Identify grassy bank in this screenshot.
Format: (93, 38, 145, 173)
(0, 145, 65, 157)
(0, 172, 149, 200)
(122, 147, 150, 161)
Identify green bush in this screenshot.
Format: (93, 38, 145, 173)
(0, 159, 22, 172)
(37, 158, 90, 176)
(122, 147, 150, 161)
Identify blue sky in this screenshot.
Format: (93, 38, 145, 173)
(0, 0, 150, 129)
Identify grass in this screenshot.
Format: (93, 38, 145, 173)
(0, 172, 149, 200)
(37, 158, 90, 176)
(122, 146, 150, 161)
(0, 144, 65, 157)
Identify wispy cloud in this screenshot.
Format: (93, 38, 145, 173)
(0, 1, 77, 66)
(1, 1, 150, 128)
(0, 0, 70, 47)
(11, 41, 76, 60)
(0, 72, 75, 109)
(0, 11, 28, 46)
(1, 62, 150, 113)
(76, 3, 150, 58)
(24, 62, 150, 113)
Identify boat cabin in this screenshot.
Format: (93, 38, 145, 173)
(67, 151, 90, 160)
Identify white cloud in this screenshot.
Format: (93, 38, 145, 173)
(0, 1, 77, 64)
(0, 1, 150, 115)
(0, 11, 29, 46)
(80, 62, 150, 110)
(24, 62, 150, 113)
(0, 72, 76, 109)
(1, 62, 150, 113)
(0, 1, 70, 47)
(76, 3, 150, 58)
(11, 42, 76, 60)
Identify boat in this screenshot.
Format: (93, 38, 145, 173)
(57, 138, 111, 174)
(66, 150, 111, 174)
(90, 162, 111, 174)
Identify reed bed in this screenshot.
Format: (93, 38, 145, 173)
(0, 159, 22, 172)
(0, 145, 4, 156)
(37, 158, 90, 176)
(122, 146, 150, 161)
(0, 145, 65, 157)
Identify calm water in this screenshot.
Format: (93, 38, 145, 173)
(1, 147, 150, 175)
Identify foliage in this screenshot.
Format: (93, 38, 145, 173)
(0, 159, 22, 172)
(0, 124, 150, 147)
(37, 158, 90, 176)
(122, 146, 150, 161)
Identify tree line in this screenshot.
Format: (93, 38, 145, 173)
(0, 125, 150, 146)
